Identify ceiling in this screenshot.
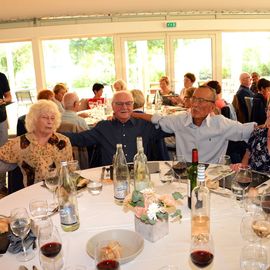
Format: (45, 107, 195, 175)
(1, 0, 270, 22)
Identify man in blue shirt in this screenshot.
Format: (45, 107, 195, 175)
(64, 91, 169, 166)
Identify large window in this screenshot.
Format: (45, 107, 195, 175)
(173, 37, 213, 93)
(0, 41, 35, 93)
(124, 39, 165, 91)
(42, 37, 115, 98)
(222, 32, 270, 102)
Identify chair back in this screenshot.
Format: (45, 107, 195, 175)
(57, 122, 89, 169)
(244, 96, 253, 122)
(15, 90, 33, 104)
(232, 95, 245, 123)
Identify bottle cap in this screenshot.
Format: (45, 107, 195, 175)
(197, 164, 205, 182)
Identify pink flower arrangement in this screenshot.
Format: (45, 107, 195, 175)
(124, 188, 183, 225)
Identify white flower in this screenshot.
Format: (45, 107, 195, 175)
(147, 203, 160, 220)
(141, 188, 154, 194)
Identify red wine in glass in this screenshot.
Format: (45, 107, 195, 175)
(237, 177, 251, 189)
(41, 242, 62, 258)
(96, 259, 120, 270)
(190, 250, 214, 268)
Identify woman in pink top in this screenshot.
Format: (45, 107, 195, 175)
(206, 80, 226, 109)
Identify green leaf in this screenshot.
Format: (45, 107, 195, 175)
(172, 192, 184, 200)
(132, 190, 144, 203)
(140, 214, 148, 222)
(149, 219, 156, 225)
(136, 201, 145, 207)
(170, 209, 182, 219)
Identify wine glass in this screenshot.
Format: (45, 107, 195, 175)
(95, 240, 120, 270)
(190, 234, 214, 269)
(45, 167, 59, 211)
(240, 212, 260, 243)
(172, 155, 187, 181)
(38, 222, 63, 270)
(240, 243, 268, 270)
(10, 207, 35, 261)
(234, 165, 252, 202)
(218, 155, 231, 189)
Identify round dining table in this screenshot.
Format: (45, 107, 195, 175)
(0, 162, 267, 270)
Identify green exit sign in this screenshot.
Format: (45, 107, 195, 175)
(166, 22, 176, 28)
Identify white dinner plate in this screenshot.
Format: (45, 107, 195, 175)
(86, 229, 144, 264)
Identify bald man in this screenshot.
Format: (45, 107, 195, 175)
(62, 92, 88, 131)
(236, 72, 254, 123)
(63, 91, 169, 166)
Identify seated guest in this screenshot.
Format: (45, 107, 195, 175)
(63, 91, 170, 166)
(62, 92, 88, 131)
(88, 83, 105, 107)
(0, 100, 72, 187)
(17, 89, 55, 136)
(158, 76, 174, 106)
(113, 79, 127, 92)
(250, 72, 260, 94)
(183, 87, 196, 109)
(237, 102, 270, 173)
(251, 78, 270, 125)
(53, 83, 68, 112)
(236, 72, 254, 123)
(206, 80, 226, 110)
(132, 86, 256, 164)
(130, 89, 145, 113)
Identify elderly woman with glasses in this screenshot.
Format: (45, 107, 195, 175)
(0, 100, 73, 187)
(238, 102, 270, 173)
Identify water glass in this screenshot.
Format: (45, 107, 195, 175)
(240, 243, 268, 270)
(172, 155, 187, 181)
(218, 155, 231, 189)
(87, 180, 103, 195)
(29, 199, 48, 220)
(45, 167, 59, 210)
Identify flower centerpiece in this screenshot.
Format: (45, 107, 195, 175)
(124, 189, 183, 242)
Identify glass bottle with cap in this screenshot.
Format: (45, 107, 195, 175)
(191, 164, 210, 238)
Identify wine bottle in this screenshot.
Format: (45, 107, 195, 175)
(57, 161, 80, 232)
(191, 164, 210, 238)
(187, 148, 198, 209)
(133, 137, 150, 191)
(113, 144, 130, 205)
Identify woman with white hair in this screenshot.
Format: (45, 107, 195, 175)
(0, 100, 72, 187)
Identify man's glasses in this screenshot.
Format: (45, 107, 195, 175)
(114, 101, 134, 106)
(191, 96, 215, 104)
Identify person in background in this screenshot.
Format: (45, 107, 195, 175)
(0, 100, 72, 187)
(183, 87, 196, 109)
(233, 101, 270, 173)
(53, 83, 68, 112)
(159, 76, 174, 106)
(132, 86, 255, 164)
(0, 72, 12, 196)
(179, 73, 196, 101)
(251, 78, 270, 125)
(62, 92, 88, 130)
(206, 80, 226, 110)
(250, 72, 260, 94)
(236, 72, 254, 123)
(113, 79, 127, 92)
(88, 83, 105, 107)
(130, 89, 145, 113)
(92, 83, 104, 99)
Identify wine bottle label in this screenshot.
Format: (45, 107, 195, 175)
(114, 181, 128, 200)
(60, 204, 78, 225)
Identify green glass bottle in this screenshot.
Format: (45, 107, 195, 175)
(187, 148, 198, 209)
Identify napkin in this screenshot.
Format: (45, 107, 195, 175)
(7, 230, 36, 254)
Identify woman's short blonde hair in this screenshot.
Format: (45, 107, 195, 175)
(130, 89, 145, 109)
(159, 76, 170, 85)
(25, 100, 61, 133)
(113, 79, 127, 91)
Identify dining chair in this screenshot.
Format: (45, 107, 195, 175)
(15, 90, 34, 117)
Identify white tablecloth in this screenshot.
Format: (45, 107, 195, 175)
(0, 163, 267, 270)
